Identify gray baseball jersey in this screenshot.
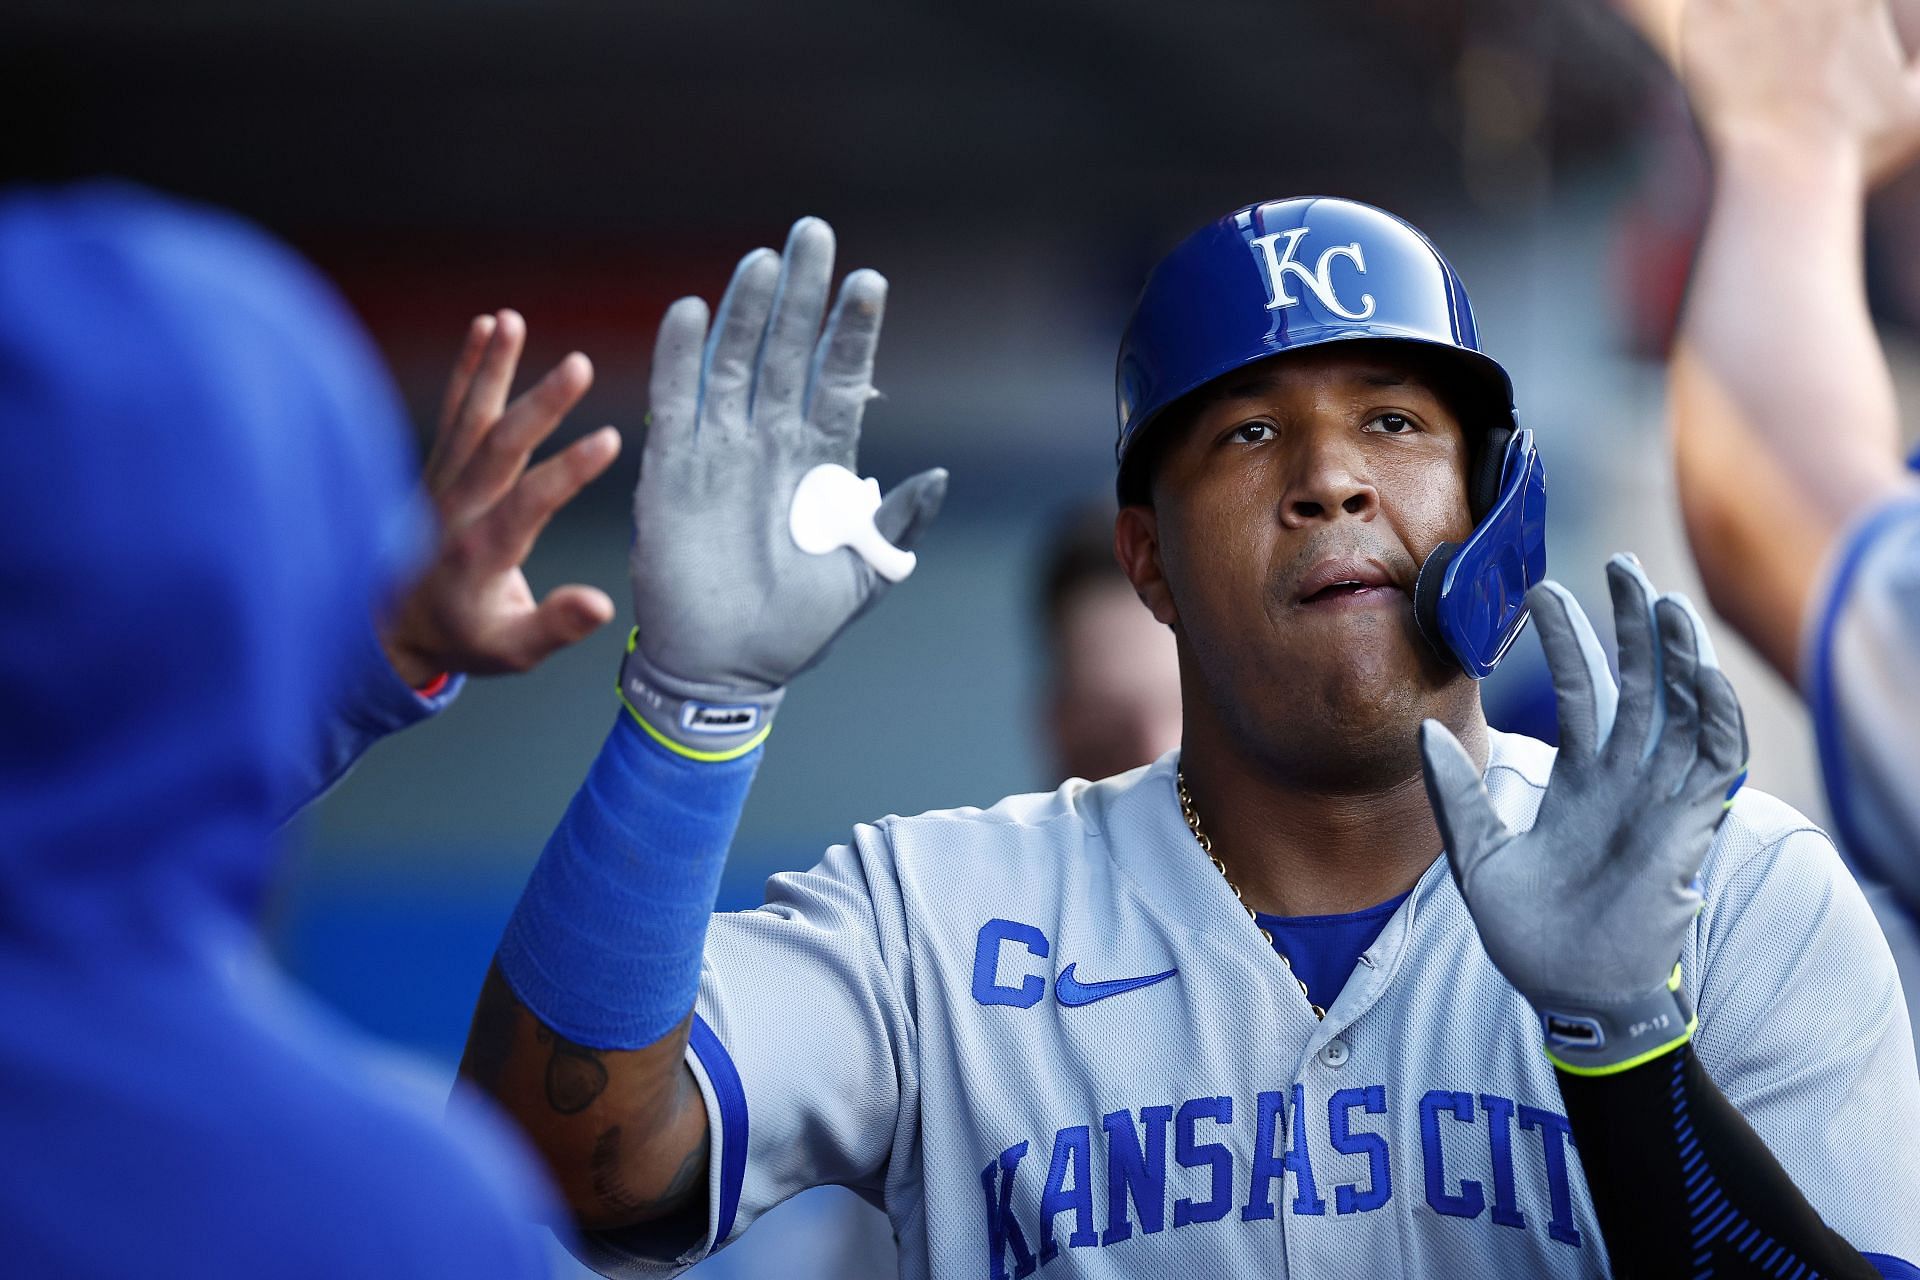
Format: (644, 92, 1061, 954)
(581, 730, 1920, 1278)
(1808, 493, 1920, 1035)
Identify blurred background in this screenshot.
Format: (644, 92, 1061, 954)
(10, 0, 1920, 1273)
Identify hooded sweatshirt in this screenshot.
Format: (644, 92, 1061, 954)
(0, 183, 555, 1276)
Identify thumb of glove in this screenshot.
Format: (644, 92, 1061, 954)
(874, 467, 950, 552)
(1419, 719, 1509, 891)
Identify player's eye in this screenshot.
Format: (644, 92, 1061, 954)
(1364, 412, 1418, 435)
(1227, 421, 1276, 445)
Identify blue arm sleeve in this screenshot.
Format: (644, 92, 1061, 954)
(274, 620, 464, 824)
(495, 708, 759, 1050)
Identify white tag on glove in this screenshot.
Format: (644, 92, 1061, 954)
(788, 463, 917, 583)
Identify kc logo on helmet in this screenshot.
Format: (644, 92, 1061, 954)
(1249, 226, 1376, 322)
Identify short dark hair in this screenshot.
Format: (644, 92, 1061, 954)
(1035, 505, 1127, 647)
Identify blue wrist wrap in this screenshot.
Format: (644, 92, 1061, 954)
(495, 710, 759, 1050)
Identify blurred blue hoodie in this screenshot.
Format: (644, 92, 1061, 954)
(0, 184, 555, 1276)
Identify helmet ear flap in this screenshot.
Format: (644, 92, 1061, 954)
(1469, 423, 1513, 517)
(1413, 539, 1461, 659)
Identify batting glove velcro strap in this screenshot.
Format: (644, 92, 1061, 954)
(1540, 964, 1698, 1077)
(618, 629, 783, 763)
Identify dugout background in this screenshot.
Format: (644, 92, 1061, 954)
(13, 1, 1918, 1273)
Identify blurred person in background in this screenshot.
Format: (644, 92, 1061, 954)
(1664, 0, 1920, 1031)
(1035, 506, 1183, 784)
(0, 181, 622, 1276)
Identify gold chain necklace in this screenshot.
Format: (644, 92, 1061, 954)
(1177, 767, 1327, 1020)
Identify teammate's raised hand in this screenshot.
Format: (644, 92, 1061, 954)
(1681, 0, 1920, 185)
(1418, 557, 1749, 1075)
(380, 311, 621, 687)
(623, 217, 947, 758)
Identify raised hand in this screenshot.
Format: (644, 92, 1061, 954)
(1419, 557, 1749, 1075)
(622, 217, 947, 757)
(1681, 0, 1920, 184)
(379, 311, 621, 688)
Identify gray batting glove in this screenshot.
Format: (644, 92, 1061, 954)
(622, 217, 947, 759)
(1419, 556, 1749, 1075)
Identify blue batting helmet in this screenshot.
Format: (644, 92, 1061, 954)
(1114, 196, 1546, 678)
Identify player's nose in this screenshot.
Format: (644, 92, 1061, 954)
(1277, 437, 1378, 528)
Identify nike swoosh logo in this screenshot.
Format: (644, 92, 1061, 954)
(1055, 962, 1179, 1008)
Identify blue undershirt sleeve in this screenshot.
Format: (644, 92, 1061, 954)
(275, 619, 464, 824)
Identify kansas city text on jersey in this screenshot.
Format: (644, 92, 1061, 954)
(979, 1079, 1579, 1278)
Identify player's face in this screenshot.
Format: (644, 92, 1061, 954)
(1116, 345, 1476, 782)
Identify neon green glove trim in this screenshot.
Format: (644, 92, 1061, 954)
(1545, 1012, 1698, 1077)
(618, 690, 771, 763)
(616, 628, 780, 761)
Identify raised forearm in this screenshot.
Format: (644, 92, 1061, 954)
(459, 962, 710, 1230)
(1681, 140, 1903, 521)
(461, 218, 937, 1248)
(1672, 143, 1907, 679)
(454, 705, 754, 1231)
(1669, 337, 1831, 679)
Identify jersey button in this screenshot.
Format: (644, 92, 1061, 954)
(1318, 1038, 1351, 1068)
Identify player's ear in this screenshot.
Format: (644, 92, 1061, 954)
(1114, 506, 1177, 628)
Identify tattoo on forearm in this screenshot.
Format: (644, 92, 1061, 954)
(537, 1025, 610, 1114)
(589, 1127, 644, 1216)
(590, 1126, 707, 1218)
(459, 963, 519, 1093)
(656, 1136, 707, 1207)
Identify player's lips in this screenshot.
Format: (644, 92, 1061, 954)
(1294, 557, 1403, 607)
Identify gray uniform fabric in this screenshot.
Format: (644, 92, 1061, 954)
(579, 732, 1920, 1279)
(1806, 494, 1920, 1035)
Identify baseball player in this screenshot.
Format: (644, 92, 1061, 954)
(1665, 0, 1920, 1019)
(459, 207, 1920, 1275)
